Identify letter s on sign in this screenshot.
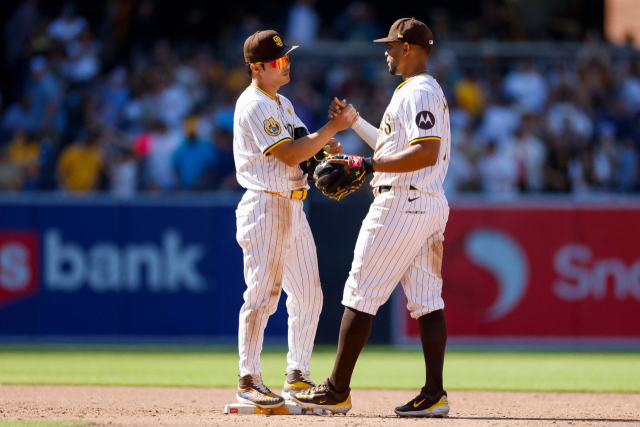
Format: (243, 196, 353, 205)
(553, 244, 591, 301)
(0, 243, 31, 291)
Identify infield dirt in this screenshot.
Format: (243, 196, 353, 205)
(1, 385, 638, 426)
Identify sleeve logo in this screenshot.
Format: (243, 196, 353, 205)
(415, 111, 435, 130)
(273, 35, 284, 47)
(264, 117, 282, 136)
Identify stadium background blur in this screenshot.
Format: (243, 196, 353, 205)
(1, 0, 638, 196)
(0, 0, 639, 348)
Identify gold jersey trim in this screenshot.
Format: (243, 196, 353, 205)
(409, 136, 441, 145)
(251, 85, 280, 105)
(395, 72, 431, 92)
(263, 137, 291, 156)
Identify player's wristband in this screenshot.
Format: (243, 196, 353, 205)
(348, 156, 374, 175)
(363, 157, 374, 175)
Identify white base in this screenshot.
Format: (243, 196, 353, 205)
(224, 403, 329, 415)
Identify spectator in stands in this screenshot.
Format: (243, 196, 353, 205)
(153, 69, 192, 130)
(24, 56, 66, 136)
(1, 95, 37, 140)
(172, 117, 216, 191)
(60, 29, 101, 83)
(477, 141, 519, 197)
(108, 146, 138, 198)
(621, 61, 640, 114)
(8, 129, 40, 190)
(56, 128, 103, 193)
(616, 137, 638, 192)
(475, 94, 521, 146)
(544, 134, 572, 193)
(91, 66, 130, 129)
(137, 121, 182, 191)
(47, 3, 88, 45)
(286, 0, 320, 45)
(454, 71, 486, 118)
(547, 87, 593, 141)
(0, 147, 24, 191)
(505, 115, 547, 192)
(503, 59, 548, 114)
(211, 128, 239, 191)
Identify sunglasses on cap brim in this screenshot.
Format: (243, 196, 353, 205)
(252, 54, 290, 69)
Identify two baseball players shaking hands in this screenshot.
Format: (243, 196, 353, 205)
(233, 17, 451, 418)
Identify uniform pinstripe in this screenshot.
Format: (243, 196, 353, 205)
(343, 74, 451, 318)
(234, 86, 322, 377)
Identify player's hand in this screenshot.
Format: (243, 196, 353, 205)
(325, 138, 344, 155)
(330, 104, 359, 132)
(328, 97, 349, 119)
(327, 157, 350, 174)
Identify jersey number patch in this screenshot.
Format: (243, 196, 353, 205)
(381, 112, 392, 135)
(416, 111, 435, 130)
(264, 118, 281, 136)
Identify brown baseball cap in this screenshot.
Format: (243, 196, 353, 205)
(244, 30, 299, 64)
(374, 18, 433, 48)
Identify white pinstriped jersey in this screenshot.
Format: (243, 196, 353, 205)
(233, 85, 310, 192)
(370, 73, 451, 194)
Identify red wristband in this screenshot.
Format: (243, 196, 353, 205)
(349, 156, 363, 169)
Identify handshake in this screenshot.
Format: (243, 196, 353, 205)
(326, 98, 359, 131)
(308, 98, 372, 201)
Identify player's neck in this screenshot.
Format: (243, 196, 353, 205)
(401, 61, 429, 81)
(251, 78, 280, 100)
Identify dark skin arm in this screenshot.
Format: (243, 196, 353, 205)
(327, 139, 441, 173)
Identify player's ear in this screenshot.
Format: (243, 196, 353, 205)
(403, 42, 410, 57)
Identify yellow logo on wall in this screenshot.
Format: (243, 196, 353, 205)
(264, 117, 281, 136)
(273, 36, 284, 47)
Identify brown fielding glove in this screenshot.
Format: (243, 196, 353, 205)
(313, 155, 370, 201)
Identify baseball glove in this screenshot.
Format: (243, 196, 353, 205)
(296, 127, 327, 180)
(313, 155, 368, 201)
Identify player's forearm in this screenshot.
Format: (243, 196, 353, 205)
(372, 140, 440, 173)
(352, 117, 378, 149)
(272, 121, 339, 166)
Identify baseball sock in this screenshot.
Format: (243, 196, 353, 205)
(417, 309, 447, 395)
(329, 307, 373, 393)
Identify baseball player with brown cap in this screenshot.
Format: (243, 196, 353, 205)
(292, 18, 451, 417)
(233, 30, 359, 408)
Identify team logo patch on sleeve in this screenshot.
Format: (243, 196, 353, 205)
(416, 111, 436, 130)
(263, 118, 282, 136)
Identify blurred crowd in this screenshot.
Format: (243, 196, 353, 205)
(1, 0, 639, 197)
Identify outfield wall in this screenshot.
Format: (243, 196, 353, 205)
(394, 199, 640, 347)
(0, 194, 639, 346)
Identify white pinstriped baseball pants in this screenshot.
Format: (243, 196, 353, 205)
(236, 190, 323, 377)
(342, 186, 449, 318)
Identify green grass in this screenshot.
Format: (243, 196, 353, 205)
(0, 346, 638, 393)
(0, 421, 92, 427)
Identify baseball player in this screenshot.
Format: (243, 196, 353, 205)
(233, 30, 358, 408)
(291, 18, 451, 417)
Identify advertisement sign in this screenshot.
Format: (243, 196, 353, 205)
(395, 202, 640, 344)
(0, 197, 289, 341)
